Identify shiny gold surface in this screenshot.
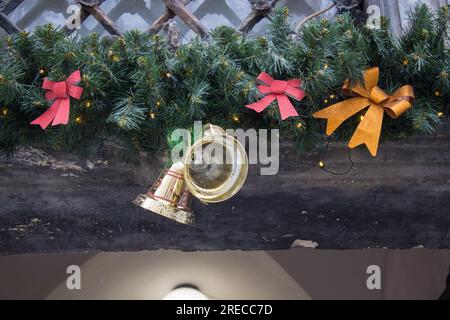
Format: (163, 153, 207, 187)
(184, 129, 248, 204)
(134, 124, 248, 224)
(133, 194, 194, 225)
(133, 161, 194, 225)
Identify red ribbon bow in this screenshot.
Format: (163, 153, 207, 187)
(31, 70, 84, 129)
(246, 72, 305, 120)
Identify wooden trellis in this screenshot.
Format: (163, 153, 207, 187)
(1, 1, 449, 39)
(0, 0, 22, 34)
(0, 0, 292, 38)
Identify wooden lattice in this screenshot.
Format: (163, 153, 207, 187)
(0, 0, 345, 41)
(1, 1, 449, 39)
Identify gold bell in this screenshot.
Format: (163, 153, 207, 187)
(134, 124, 249, 225)
(133, 162, 195, 225)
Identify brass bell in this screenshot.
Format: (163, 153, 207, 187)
(134, 124, 248, 224)
(133, 162, 195, 225)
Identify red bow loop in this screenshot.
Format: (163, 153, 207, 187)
(31, 70, 84, 130)
(246, 72, 305, 120)
(255, 72, 275, 86)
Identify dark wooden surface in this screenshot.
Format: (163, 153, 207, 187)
(1, 122, 450, 254)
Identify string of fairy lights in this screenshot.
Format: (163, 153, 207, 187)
(0, 74, 446, 177)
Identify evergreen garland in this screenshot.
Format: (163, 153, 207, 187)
(0, 4, 448, 155)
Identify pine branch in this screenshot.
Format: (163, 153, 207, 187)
(0, 5, 448, 155)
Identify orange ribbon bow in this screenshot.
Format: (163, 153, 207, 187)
(313, 67, 414, 156)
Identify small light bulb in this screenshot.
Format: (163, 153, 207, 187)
(166, 72, 172, 78)
(319, 161, 325, 169)
(330, 94, 336, 99)
(435, 91, 441, 97)
(360, 115, 365, 121)
(75, 116, 84, 124)
(438, 112, 444, 118)
(1, 107, 9, 117)
(296, 122, 303, 129)
(232, 114, 240, 123)
(85, 100, 92, 108)
(39, 68, 46, 75)
(324, 99, 329, 104)
(149, 112, 156, 119)
(156, 101, 161, 107)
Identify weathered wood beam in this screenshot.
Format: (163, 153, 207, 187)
(0, 0, 24, 15)
(238, 0, 280, 34)
(76, 0, 121, 36)
(0, 11, 20, 33)
(163, 0, 208, 38)
(2, 121, 450, 253)
(147, 0, 191, 35)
